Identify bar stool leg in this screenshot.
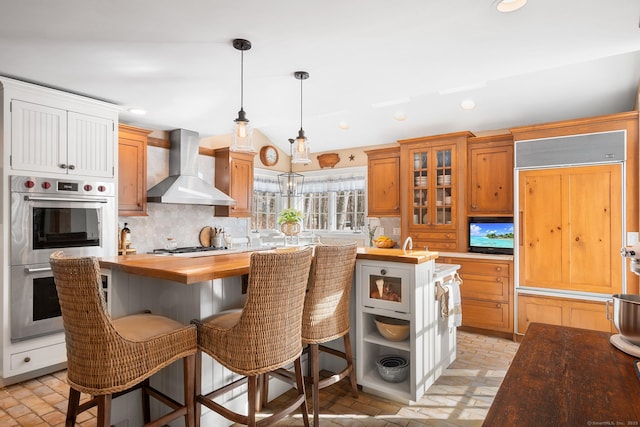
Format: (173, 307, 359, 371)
(310, 344, 320, 426)
(96, 394, 111, 427)
(294, 357, 310, 427)
(344, 334, 359, 397)
(184, 354, 196, 427)
(65, 388, 81, 426)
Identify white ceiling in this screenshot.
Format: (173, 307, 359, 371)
(1, 0, 639, 154)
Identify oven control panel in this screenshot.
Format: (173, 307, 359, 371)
(11, 175, 115, 197)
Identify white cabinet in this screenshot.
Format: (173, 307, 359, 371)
(11, 99, 115, 177)
(356, 258, 439, 403)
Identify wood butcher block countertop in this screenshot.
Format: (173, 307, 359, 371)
(483, 323, 640, 426)
(99, 247, 438, 285)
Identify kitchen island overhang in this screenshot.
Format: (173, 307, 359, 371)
(98, 247, 440, 284)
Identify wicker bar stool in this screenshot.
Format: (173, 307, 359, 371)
(301, 242, 359, 425)
(192, 247, 313, 427)
(49, 251, 197, 427)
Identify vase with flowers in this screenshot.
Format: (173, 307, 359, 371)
(278, 208, 304, 237)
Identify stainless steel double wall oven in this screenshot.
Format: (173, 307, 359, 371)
(10, 175, 116, 341)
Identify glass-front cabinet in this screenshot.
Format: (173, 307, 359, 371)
(411, 146, 453, 227)
(399, 131, 473, 252)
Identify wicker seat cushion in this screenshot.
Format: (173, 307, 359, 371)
(200, 309, 242, 330)
(112, 313, 189, 341)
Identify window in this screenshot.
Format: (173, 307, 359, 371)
(252, 191, 278, 230)
(253, 167, 366, 232)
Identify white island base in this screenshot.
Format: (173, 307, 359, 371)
(107, 270, 297, 427)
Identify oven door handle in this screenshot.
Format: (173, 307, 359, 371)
(24, 195, 110, 204)
(24, 266, 52, 273)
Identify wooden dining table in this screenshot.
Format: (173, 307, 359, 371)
(483, 322, 640, 426)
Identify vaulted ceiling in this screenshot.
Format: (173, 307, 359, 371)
(1, 0, 639, 153)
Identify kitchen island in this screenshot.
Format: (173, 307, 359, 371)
(99, 247, 440, 426)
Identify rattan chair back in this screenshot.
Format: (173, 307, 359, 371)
(197, 247, 313, 376)
(50, 251, 196, 395)
(301, 242, 358, 344)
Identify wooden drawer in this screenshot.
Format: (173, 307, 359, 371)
(459, 273, 509, 303)
(457, 260, 509, 278)
(517, 294, 616, 334)
(413, 231, 457, 242)
(461, 299, 511, 332)
(419, 240, 458, 251)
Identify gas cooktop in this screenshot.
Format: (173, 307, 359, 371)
(151, 246, 226, 255)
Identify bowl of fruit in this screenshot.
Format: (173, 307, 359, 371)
(373, 236, 396, 248)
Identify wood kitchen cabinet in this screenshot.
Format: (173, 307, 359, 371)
(518, 164, 623, 295)
(118, 124, 151, 216)
(214, 148, 256, 217)
(512, 111, 639, 335)
(439, 256, 514, 337)
(11, 99, 115, 177)
(398, 131, 473, 252)
(467, 133, 513, 215)
(365, 147, 400, 216)
(517, 294, 616, 334)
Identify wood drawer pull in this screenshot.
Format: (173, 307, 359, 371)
(496, 267, 502, 272)
(495, 303, 502, 308)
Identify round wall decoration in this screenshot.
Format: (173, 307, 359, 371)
(260, 145, 279, 166)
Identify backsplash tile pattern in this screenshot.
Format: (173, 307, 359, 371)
(118, 145, 249, 253)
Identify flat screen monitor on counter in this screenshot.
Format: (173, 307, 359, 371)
(468, 217, 514, 255)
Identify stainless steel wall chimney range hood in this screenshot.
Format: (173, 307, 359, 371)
(147, 129, 236, 206)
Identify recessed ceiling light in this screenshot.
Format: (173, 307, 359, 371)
(128, 108, 147, 115)
(461, 99, 476, 110)
(339, 121, 350, 130)
(393, 111, 407, 121)
(496, 0, 527, 13)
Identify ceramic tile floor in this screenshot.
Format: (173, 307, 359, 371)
(0, 330, 519, 426)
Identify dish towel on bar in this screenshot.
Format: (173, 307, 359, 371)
(444, 278, 462, 328)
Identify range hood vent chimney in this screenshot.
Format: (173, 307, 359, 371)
(147, 129, 236, 206)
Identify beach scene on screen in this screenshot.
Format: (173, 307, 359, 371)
(469, 223, 514, 249)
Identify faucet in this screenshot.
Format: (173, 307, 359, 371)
(402, 236, 413, 251)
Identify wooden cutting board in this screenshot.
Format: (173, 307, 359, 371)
(199, 226, 212, 247)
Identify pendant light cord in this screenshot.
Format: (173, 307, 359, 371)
(240, 50, 244, 110)
(299, 76, 303, 130)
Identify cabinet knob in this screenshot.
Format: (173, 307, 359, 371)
(496, 267, 502, 272)
(380, 269, 387, 275)
(495, 303, 502, 308)
(68, 164, 75, 170)
(60, 164, 67, 169)
(23, 357, 31, 363)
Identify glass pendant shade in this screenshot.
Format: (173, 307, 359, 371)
(292, 129, 310, 164)
(231, 108, 254, 152)
(291, 71, 311, 164)
(230, 39, 255, 152)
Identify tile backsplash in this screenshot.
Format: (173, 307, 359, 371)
(118, 145, 249, 254)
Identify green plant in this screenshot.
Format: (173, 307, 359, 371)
(277, 208, 304, 224)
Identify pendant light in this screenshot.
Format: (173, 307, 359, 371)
(279, 138, 305, 206)
(291, 71, 311, 164)
(230, 38, 255, 152)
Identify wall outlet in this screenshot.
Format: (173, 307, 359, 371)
(378, 227, 384, 236)
(627, 232, 639, 246)
(393, 228, 401, 235)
